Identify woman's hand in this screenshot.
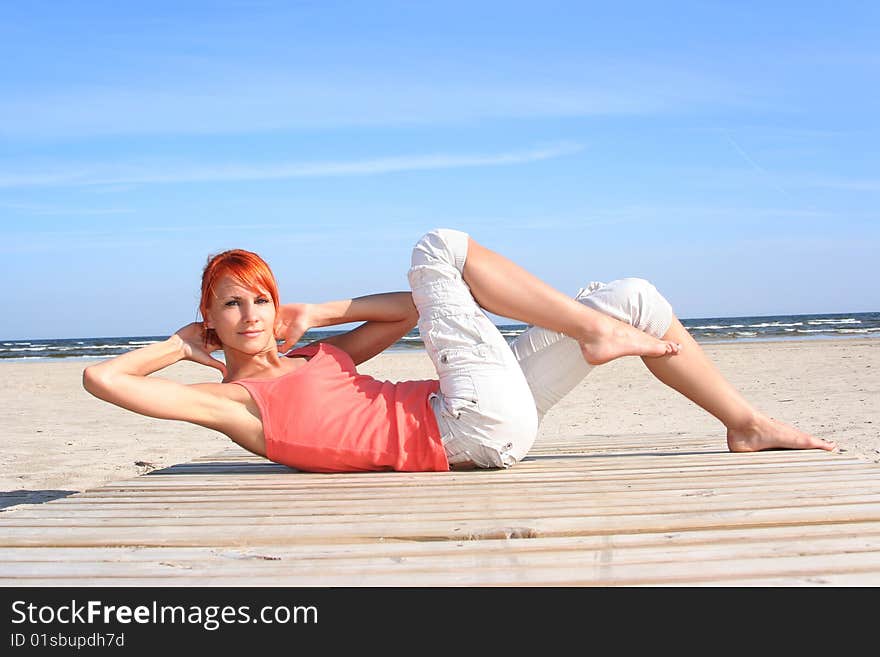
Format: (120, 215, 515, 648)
(275, 303, 312, 353)
(173, 322, 227, 377)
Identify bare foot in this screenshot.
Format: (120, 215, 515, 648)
(727, 413, 837, 452)
(579, 318, 681, 366)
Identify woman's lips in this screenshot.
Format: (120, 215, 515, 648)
(239, 330, 262, 337)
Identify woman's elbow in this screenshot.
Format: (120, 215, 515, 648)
(82, 365, 111, 398)
(405, 299, 420, 325)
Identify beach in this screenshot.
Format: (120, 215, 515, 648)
(2, 338, 878, 513)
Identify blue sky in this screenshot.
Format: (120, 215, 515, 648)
(1, 1, 878, 340)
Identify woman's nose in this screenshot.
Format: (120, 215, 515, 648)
(241, 303, 259, 322)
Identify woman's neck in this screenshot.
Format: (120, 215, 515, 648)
(221, 345, 285, 382)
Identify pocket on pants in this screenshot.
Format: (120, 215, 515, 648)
(437, 344, 489, 369)
(435, 346, 483, 413)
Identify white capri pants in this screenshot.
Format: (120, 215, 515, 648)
(408, 228, 674, 469)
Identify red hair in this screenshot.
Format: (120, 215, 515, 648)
(199, 249, 280, 347)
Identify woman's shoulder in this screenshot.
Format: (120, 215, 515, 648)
(285, 341, 352, 369)
(286, 341, 328, 357)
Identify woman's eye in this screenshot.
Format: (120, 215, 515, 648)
(224, 298, 268, 307)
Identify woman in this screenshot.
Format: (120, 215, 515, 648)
(83, 228, 835, 472)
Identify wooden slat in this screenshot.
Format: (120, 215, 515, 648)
(5, 502, 880, 546)
(3, 529, 880, 570)
(12, 484, 880, 519)
(4, 520, 880, 562)
(4, 543, 880, 582)
(5, 492, 880, 527)
(2, 551, 880, 586)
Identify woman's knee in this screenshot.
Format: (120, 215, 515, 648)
(582, 277, 674, 338)
(410, 228, 470, 273)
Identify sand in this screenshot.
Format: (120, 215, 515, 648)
(1, 338, 878, 513)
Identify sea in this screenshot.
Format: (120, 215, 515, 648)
(2, 311, 879, 362)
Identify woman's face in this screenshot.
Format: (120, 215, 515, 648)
(205, 275, 277, 354)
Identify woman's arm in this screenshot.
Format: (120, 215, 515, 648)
(82, 325, 232, 429)
(277, 292, 419, 365)
(309, 292, 417, 327)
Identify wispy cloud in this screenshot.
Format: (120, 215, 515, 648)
(666, 164, 880, 196)
(0, 56, 754, 139)
(794, 176, 880, 192)
(0, 142, 583, 189)
(0, 223, 405, 255)
(748, 171, 880, 193)
(0, 202, 134, 216)
(596, 204, 844, 223)
(724, 132, 795, 199)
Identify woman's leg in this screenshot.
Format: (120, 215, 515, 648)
(463, 237, 835, 452)
(463, 239, 681, 365)
(409, 229, 539, 468)
(645, 316, 836, 452)
(510, 278, 671, 422)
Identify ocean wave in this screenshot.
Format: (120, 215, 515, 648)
(1, 344, 133, 352)
(748, 322, 803, 328)
(5, 312, 879, 360)
(0, 346, 55, 352)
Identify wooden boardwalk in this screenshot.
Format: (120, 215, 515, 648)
(2, 433, 880, 586)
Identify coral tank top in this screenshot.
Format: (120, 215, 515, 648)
(232, 342, 448, 473)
